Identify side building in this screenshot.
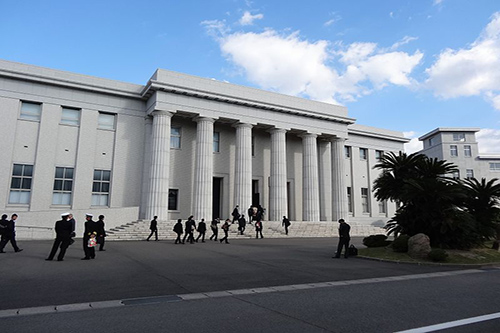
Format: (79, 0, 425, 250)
(0, 59, 407, 238)
(418, 128, 500, 181)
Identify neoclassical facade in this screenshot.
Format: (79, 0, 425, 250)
(0, 59, 408, 234)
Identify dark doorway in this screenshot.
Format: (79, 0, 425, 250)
(213, 177, 223, 220)
(252, 179, 260, 206)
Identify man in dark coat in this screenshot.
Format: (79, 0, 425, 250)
(68, 213, 76, 246)
(196, 219, 207, 242)
(209, 218, 219, 241)
(173, 219, 183, 244)
(282, 216, 291, 235)
(247, 205, 254, 225)
(82, 213, 98, 260)
(46, 213, 73, 261)
(220, 219, 230, 244)
(147, 216, 158, 241)
(182, 216, 195, 244)
(238, 214, 246, 235)
(0, 213, 22, 253)
(231, 205, 240, 224)
(96, 215, 107, 251)
(334, 219, 351, 259)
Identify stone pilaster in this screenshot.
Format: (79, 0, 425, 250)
(193, 117, 215, 221)
(301, 133, 320, 221)
(319, 140, 332, 221)
(332, 137, 348, 221)
(234, 123, 253, 217)
(269, 128, 287, 221)
(146, 110, 173, 220)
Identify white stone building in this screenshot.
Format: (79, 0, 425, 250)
(0, 59, 408, 237)
(418, 128, 500, 181)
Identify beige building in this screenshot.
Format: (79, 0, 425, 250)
(0, 59, 408, 238)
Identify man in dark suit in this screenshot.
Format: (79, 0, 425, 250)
(82, 213, 97, 260)
(196, 219, 207, 242)
(0, 213, 22, 253)
(334, 219, 351, 258)
(182, 216, 195, 244)
(147, 216, 158, 241)
(46, 213, 73, 261)
(96, 215, 107, 251)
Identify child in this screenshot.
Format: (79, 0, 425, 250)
(87, 232, 97, 258)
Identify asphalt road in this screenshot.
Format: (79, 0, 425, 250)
(1, 238, 499, 332)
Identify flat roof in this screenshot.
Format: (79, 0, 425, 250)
(418, 127, 481, 141)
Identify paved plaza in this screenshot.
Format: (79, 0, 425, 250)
(1, 237, 499, 332)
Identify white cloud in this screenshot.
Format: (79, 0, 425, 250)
(425, 12, 500, 111)
(476, 128, 500, 154)
(433, 0, 444, 5)
(324, 19, 335, 27)
(390, 36, 418, 51)
(403, 131, 423, 154)
(390, 12, 394, 19)
(239, 11, 263, 26)
(202, 22, 423, 105)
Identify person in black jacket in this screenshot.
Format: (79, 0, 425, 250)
(147, 216, 158, 241)
(196, 219, 207, 242)
(0, 213, 22, 253)
(238, 214, 246, 235)
(96, 215, 107, 251)
(46, 213, 73, 261)
(282, 216, 291, 235)
(209, 218, 219, 241)
(220, 219, 230, 244)
(82, 214, 98, 260)
(334, 219, 351, 259)
(173, 219, 183, 244)
(182, 216, 195, 244)
(231, 205, 240, 224)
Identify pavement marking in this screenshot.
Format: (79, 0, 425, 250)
(0, 268, 494, 319)
(395, 312, 500, 333)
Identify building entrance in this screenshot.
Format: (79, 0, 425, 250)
(213, 177, 223, 220)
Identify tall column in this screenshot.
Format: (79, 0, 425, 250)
(193, 117, 215, 221)
(301, 133, 320, 221)
(146, 110, 173, 220)
(234, 123, 253, 217)
(319, 140, 332, 221)
(269, 128, 287, 221)
(332, 137, 348, 221)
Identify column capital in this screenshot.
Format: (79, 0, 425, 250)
(268, 128, 288, 135)
(151, 110, 174, 117)
(298, 132, 318, 139)
(194, 116, 216, 124)
(233, 122, 254, 129)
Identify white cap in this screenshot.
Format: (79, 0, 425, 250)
(61, 212, 70, 217)
(86, 213, 93, 217)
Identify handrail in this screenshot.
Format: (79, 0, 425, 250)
(16, 225, 53, 230)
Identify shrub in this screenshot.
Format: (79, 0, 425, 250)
(392, 235, 410, 252)
(428, 249, 448, 262)
(363, 234, 389, 248)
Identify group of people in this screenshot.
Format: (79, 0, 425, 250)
(0, 214, 23, 253)
(46, 212, 107, 261)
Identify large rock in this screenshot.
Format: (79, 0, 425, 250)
(408, 233, 431, 259)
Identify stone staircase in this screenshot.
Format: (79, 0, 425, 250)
(106, 220, 386, 241)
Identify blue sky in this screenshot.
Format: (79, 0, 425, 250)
(1, 0, 500, 153)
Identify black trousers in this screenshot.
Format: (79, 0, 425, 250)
(210, 229, 218, 240)
(220, 230, 229, 243)
(196, 232, 205, 242)
(183, 231, 194, 243)
(284, 225, 289, 235)
(336, 238, 350, 258)
(0, 235, 20, 252)
(98, 236, 106, 250)
(47, 237, 70, 260)
(175, 233, 182, 244)
(256, 229, 263, 238)
(147, 229, 158, 241)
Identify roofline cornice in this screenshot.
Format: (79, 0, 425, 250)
(348, 127, 410, 143)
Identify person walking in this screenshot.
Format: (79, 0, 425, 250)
(220, 219, 230, 244)
(255, 220, 264, 239)
(68, 213, 76, 246)
(209, 218, 219, 241)
(0, 213, 23, 253)
(96, 215, 107, 251)
(231, 205, 240, 224)
(173, 219, 183, 244)
(282, 216, 291, 235)
(333, 219, 351, 259)
(45, 213, 73, 261)
(182, 216, 195, 244)
(147, 216, 158, 241)
(247, 205, 254, 225)
(82, 214, 97, 260)
(196, 219, 207, 242)
(238, 214, 246, 235)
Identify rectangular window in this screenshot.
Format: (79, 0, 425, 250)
(171, 127, 181, 149)
(61, 108, 80, 126)
(9, 164, 33, 204)
(361, 188, 370, 213)
(252, 136, 255, 157)
(464, 145, 472, 157)
(360, 148, 368, 160)
(92, 169, 111, 206)
(490, 162, 500, 171)
(52, 167, 74, 205)
(347, 187, 352, 213)
(466, 169, 474, 179)
(168, 189, 179, 210)
(453, 133, 465, 142)
(20, 101, 41, 121)
(428, 138, 433, 146)
(344, 146, 351, 159)
(98, 112, 115, 130)
(450, 145, 458, 157)
(375, 150, 384, 161)
(452, 171, 460, 179)
(213, 132, 220, 153)
(378, 200, 386, 214)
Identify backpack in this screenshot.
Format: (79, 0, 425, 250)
(348, 244, 358, 257)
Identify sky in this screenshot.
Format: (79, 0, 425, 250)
(1, 0, 500, 154)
